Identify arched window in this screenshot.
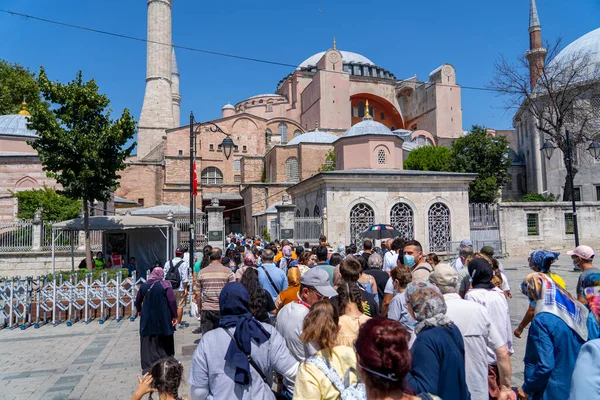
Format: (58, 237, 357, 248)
(349, 203, 374, 245)
(201, 167, 223, 185)
(428, 203, 451, 252)
(294, 130, 302, 138)
(279, 123, 288, 143)
(390, 203, 414, 240)
(304, 208, 310, 217)
(314, 206, 321, 218)
(380, 111, 385, 120)
(358, 101, 365, 118)
(377, 149, 386, 165)
(296, 209, 301, 218)
(285, 157, 299, 182)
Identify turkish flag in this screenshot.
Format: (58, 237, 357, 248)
(193, 161, 198, 197)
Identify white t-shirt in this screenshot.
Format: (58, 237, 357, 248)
(444, 293, 505, 400)
(383, 251, 399, 273)
(163, 257, 190, 292)
(384, 277, 394, 294)
(465, 287, 514, 364)
(500, 272, 511, 292)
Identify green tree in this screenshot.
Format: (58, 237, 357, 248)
(403, 146, 451, 171)
(0, 60, 48, 115)
(28, 68, 136, 269)
(13, 187, 81, 221)
(450, 126, 511, 203)
(318, 149, 336, 172)
(520, 192, 557, 202)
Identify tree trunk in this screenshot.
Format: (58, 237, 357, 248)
(84, 200, 93, 270)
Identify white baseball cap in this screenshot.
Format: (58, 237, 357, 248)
(567, 245, 595, 261)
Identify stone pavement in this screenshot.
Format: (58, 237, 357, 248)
(0, 256, 583, 399)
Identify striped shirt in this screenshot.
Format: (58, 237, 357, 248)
(194, 263, 235, 311)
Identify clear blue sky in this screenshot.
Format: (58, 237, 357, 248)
(1, 0, 599, 137)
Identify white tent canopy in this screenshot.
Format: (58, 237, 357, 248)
(53, 216, 172, 231)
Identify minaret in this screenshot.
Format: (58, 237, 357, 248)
(526, 0, 546, 90)
(171, 46, 181, 128)
(137, 0, 174, 159)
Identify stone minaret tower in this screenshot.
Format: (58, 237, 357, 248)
(171, 47, 181, 128)
(137, 0, 174, 159)
(526, 0, 546, 90)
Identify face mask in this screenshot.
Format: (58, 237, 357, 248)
(404, 255, 415, 267)
(573, 258, 580, 268)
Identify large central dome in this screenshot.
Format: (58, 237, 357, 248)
(549, 27, 600, 82)
(297, 50, 376, 70)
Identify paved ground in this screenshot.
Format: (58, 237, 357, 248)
(0, 257, 582, 399)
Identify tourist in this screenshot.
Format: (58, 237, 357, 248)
(425, 253, 439, 267)
(387, 265, 417, 347)
(451, 239, 473, 272)
(294, 300, 365, 399)
(517, 273, 597, 400)
(336, 245, 345, 257)
(359, 239, 374, 267)
(480, 246, 512, 297)
(403, 240, 433, 281)
(383, 237, 403, 273)
(296, 251, 313, 276)
(134, 267, 177, 374)
(514, 250, 564, 338)
(235, 252, 256, 281)
(570, 245, 598, 304)
(332, 282, 371, 346)
(355, 318, 443, 400)
(338, 257, 379, 316)
(240, 267, 276, 322)
(464, 258, 514, 396)
(569, 339, 600, 400)
(275, 267, 301, 311)
(429, 263, 513, 400)
(198, 245, 213, 271)
(275, 268, 337, 397)
(357, 252, 379, 305)
(193, 248, 235, 334)
(404, 281, 470, 400)
(279, 245, 294, 273)
(189, 282, 298, 399)
(163, 247, 190, 329)
(94, 251, 107, 269)
(314, 245, 335, 284)
(132, 358, 187, 400)
(258, 249, 288, 302)
(275, 239, 296, 264)
(328, 252, 343, 268)
(126, 257, 137, 278)
(363, 251, 390, 304)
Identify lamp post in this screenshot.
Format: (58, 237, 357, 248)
(189, 112, 235, 261)
(540, 129, 600, 246)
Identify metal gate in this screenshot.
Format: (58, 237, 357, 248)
(468, 203, 505, 256)
(295, 216, 323, 246)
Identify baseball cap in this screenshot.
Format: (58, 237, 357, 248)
(300, 268, 337, 298)
(459, 239, 473, 248)
(480, 246, 494, 257)
(567, 245, 595, 261)
(175, 247, 186, 255)
(429, 263, 459, 288)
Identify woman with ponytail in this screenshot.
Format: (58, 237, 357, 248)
(132, 357, 187, 400)
(332, 282, 370, 347)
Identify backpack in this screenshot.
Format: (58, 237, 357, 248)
(306, 355, 366, 400)
(166, 260, 184, 290)
(582, 272, 600, 323)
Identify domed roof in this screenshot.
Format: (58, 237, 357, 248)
(222, 103, 235, 110)
(286, 130, 338, 146)
(343, 119, 394, 138)
(549, 27, 600, 82)
(0, 113, 38, 138)
(297, 50, 376, 70)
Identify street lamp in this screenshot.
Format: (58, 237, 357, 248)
(189, 112, 235, 261)
(540, 130, 600, 246)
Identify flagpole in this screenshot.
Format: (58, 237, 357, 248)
(189, 112, 196, 262)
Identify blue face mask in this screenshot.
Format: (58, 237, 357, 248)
(404, 255, 415, 267)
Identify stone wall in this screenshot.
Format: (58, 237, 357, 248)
(0, 251, 86, 278)
(115, 162, 164, 207)
(498, 201, 600, 256)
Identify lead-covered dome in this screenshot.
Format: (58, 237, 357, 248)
(295, 49, 396, 79)
(549, 27, 600, 83)
(343, 119, 394, 138)
(0, 114, 38, 138)
(298, 51, 376, 70)
(286, 130, 338, 146)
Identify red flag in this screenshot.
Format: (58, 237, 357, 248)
(193, 161, 198, 197)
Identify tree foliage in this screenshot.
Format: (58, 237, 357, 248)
(520, 192, 557, 202)
(449, 126, 511, 203)
(318, 149, 336, 172)
(13, 187, 81, 221)
(28, 68, 136, 267)
(0, 59, 48, 115)
(403, 146, 451, 171)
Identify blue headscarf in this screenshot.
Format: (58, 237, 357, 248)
(219, 282, 271, 385)
(530, 250, 560, 273)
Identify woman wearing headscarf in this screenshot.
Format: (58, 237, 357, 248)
(517, 273, 599, 400)
(275, 267, 301, 311)
(235, 252, 256, 281)
(464, 257, 513, 399)
(189, 282, 298, 400)
(134, 267, 178, 374)
(514, 250, 566, 339)
(405, 281, 470, 400)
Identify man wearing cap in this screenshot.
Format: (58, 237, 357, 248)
(570, 245, 598, 305)
(164, 247, 190, 328)
(275, 268, 337, 397)
(451, 239, 473, 272)
(430, 264, 513, 400)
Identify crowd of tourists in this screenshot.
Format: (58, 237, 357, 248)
(132, 234, 600, 400)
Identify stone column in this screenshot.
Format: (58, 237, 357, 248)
(205, 198, 225, 249)
(32, 211, 42, 251)
(276, 195, 296, 242)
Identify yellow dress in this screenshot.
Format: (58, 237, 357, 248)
(336, 314, 371, 347)
(293, 346, 359, 400)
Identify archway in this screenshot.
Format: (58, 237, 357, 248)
(349, 93, 404, 129)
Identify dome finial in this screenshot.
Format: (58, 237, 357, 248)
(333, 36, 337, 50)
(18, 99, 30, 116)
(363, 100, 372, 120)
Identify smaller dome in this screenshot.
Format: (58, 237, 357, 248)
(0, 114, 38, 138)
(343, 119, 394, 138)
(286, 130, 338, 146)
(222, 103, 235, 110)
(266, 201, 283, 213)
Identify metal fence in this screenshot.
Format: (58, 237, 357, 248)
(295, 216, 323, 245)
(0, 220, 33, 252)
(174, 216, 208, 251)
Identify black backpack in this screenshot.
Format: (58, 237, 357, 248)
(166, 260, 184, 290)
